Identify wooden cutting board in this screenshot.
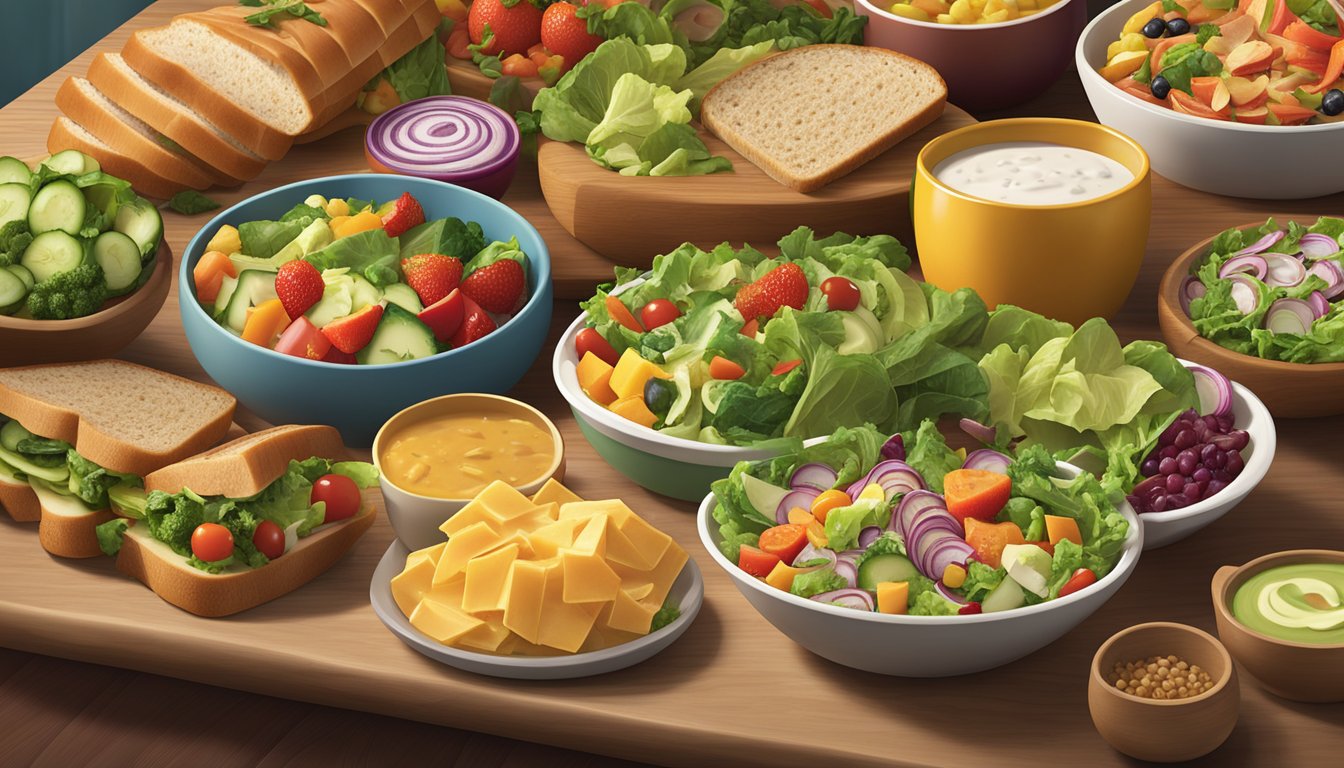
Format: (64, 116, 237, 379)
(538, 105, 975, 266)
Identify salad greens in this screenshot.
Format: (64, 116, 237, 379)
(0, 415, 141, 512)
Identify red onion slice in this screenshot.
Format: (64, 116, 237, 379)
(1307, 291, 1330, 318)
(1309, 260, 1344, 299)
(811, 589, 874, 611)
(1183, 362, 1233, 418)
(833, 559, 858, 589)
(365, 96, 520, 180)
(963, 448, 1012, 474)
(858, 526, 882, 549)
(936, 581, 969, 605)
(1180, 276, 1206, 316)
(1264, 254, 1307, 287)
(1228, 276, 1260, 315)
(1232, 229, 1284, 256)
(1299, 233, 1341, 260)
(775, 488, 821, 524)
(792, 543, 837, 568)
(920, 534, 974, 579)
(790, 462, 838, 492)
(894, 490, 947, 536)
(959, 418, 997, 445)
(1218, 254, 1268, 281)
(880, 434, 905, 461)
(1265, 298, 1315, 334)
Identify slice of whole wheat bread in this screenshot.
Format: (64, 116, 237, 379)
(701, 45, 947, 193)
(0, 474, 39, 523)
(47, 117, 184, 200)
(145, 425, 346, 499)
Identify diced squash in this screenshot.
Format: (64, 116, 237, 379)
(609, 395, 658, 428)
(805, 519, 828, 549)
(876, 581, 910, 615)
(204, 224, 242, 255)
(332, 210, 382, 238)
(764, 561, 804, 592)
(1045, 515, 1083, 547)
(577, 352, 618, 406)
(608, 348, 670, 401)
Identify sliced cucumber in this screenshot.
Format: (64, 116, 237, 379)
(222, 270, 278, 333)
(21, 231, 85, 284)
(91, 231, 142, 293)
(856, 553, 921, 592)
(28, 180, 86, 235)
(0, 267, 28, 315)
(0, 182, 32, 229)
(0, 445, 69, 484)
(357, 303, 439, 365)
(113, 196, 162, 255)
(42, 150, 98, 176)
(0, 419, 27, 451)
(0, 156, 31, 186)
(349, 274, 383, 313)
(213, 274, 239, 319)
(381, 282, 423, 314)
(6, 264, 34, 290)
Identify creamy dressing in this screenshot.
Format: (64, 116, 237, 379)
(933, 142, 1134, 206)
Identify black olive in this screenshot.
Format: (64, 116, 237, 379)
(1166, 17, 1191, 36)
(1141, 18, 1166, 38)
(1150, 75, 1172, 100)
(644, 377, 676, 419)
(1322, 89, 1344, 117)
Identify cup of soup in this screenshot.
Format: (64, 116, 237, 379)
(374, 394, 566, 550)
(912, 118, 1151, 326)
(1211, 549, 1344, 703)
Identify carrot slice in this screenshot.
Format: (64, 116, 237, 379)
(709, 355, 745, 380)
(605, 295, 644, 333)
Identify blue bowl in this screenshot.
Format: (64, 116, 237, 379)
(180, 174, 553, 446)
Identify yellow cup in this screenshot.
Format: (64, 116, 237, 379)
(912, 118, 1151, 326)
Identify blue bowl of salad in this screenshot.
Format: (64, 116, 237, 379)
(180, 174, 552, 446)
(696, 424, 1144, 677)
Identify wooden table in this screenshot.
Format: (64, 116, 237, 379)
(2, 3, 1342, 767)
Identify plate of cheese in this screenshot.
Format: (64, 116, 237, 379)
(368, 479, 704, 679)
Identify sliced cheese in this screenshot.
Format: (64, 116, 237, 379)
(406, 541, 447, 570)
(568, 513, 608, 558)
(537, 565, 601, 653)
(531, 478, 582, 507)
(502, 559, 551, 644)
(434, 520, 502, 584)
(560, 549, 622, 604)
(410, 597, 484, 644)
(462, 543, 518, 614)
(456, 616, 512, 653)
(527, 517, 585, 559)
(390, 552, 437, 616)
(605, 587, 659, 635)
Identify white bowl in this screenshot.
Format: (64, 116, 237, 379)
(697, 462, 1144, 677)
(1137, 361, 1276, 550)
(1076, 0, 1344, 199)
(369, 540, 704, 679)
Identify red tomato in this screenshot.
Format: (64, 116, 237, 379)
(738, 545, 782, 578)
(740, 318, 759, 337)
(820, 276, 861, 311)
(772, 358, 803, 376)
(757, 524, 808, 564)
(639, 299, 681, 330)
(191, 523, 234, 562)
(312, 474, 361, 523)
(958, 602, 982, 615)
(1058, 568, 1098, 598)
(943, 469, 1013, 525)
(252, 520, 285, 560)
(574, 327, 618, 366)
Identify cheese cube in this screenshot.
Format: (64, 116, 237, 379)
(604, 588, 659, 635)
(528, 517, 586, 559)
(876, 581, 910, 615)
(616, 512, 672, 567)
(502, 560, 552, 644)
(531, 478, 583, 507)
(409, 598, 484, 644)
(577, 352, 619, 406)
(462, 543, 519, 614)
(455, 617, 512, 653)
(390, 553, 437, 616)
(434, 521, 503, 585)
(405, 541, 447, 570)
(439, 481, 536, 537)
(560, 550, 622, 604)
(602, 522, 654, 571)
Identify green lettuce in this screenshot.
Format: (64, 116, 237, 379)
(900, 419, 962, 493)
(1007, 445, 1129, 578)
(397, 217, 486, 263)
(383, 30, 452, 103)
(961, 561, 1006, 602)
(908, 575, 959, 616)
(304, 229, 401, 287)
(790, 566, 847, 598)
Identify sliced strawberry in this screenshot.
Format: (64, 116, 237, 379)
(321, 304, 384, 354)
(450, 295, 498, 348)
(380, 192, 425, 239)
(418, 288, 465, 342)
(274, 260, 325, 320)
(322, 347, 359, 365)
(400, 253, 463, 306)
(733, 262, 809, 323)
(460, 259, 525, 314)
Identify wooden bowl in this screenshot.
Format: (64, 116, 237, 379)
(0, 242, 172, 366)
(1088, 622, 1239, 762)
(1157, 220, 1344, 418)
(1211, 549, 1344, 703)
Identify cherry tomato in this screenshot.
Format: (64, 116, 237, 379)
(1057, 568, 1098, 598)
(820, 276, 861, 311)
(772, 358, 802, 376)
(253, 519, 285, 560)
(958, 602, 982, 615)
(740, 318, 759, 337)
(639, 299, 681, 330)
(312, 474, 361, 524)
(575, 327, 618, 366)
(191, 523, 234, 562)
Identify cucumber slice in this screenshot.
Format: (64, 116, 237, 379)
(42, 150, 98, 176)
(213, 274, 239, 318)
(21, 231, 84, 284)
(0, 267, 28, 315)
(28, 180, 86, 235)
(0, 156, 31, 185)
(0, 445, 69, 484)
(91, 231, 142, 293)
(0, 420, 26, 452)
(381, 282, 423, 314)
(856, 553, 921, 592)
(357, 303, 439, 365)
(113, 196, 162, 255)
(222, 270, 278, 333)
(0, 182, 32, 228)
(6, 264, 34, 290)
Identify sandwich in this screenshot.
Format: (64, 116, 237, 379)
(95, 424, 378, 617)
(0, 360, 237, 558)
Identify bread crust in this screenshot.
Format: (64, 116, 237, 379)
(48, 117, 183, 200)
(0, 478, 39, 523)
(145, 425, 346, 498)
(306, 7, 438, 128)
(39, 505, 116, 559)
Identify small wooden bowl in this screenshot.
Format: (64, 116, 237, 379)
(1157, 220, 1344, 418)
(0, 242, 171, 366)
(1211, 549, 1344, 703)
(1088, 622, 1239, 763)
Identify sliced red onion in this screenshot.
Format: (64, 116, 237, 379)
(1232, 229, 1284, 256)
(959, 418, 997, 445)
(792, 543, 837, 568)
(1218, 254, 1267, 280)
(837, 549, 865, 568)
(365, 96, 519, 181)
(908, 519, 963, 556)
(1264, 254, 1307, 287)
(790, 462, 837, 492)
(963, 448, 1012, 474)
(880, 434, 905, 461)
(1265, 298, 1316, 334)
(833, 559, 858, 588)
(1307, 291, 1330, 318)
(936, 581, 969, 605)
(863, 461, 924, 499)
(858, 526, 882, 549)
(1180, 276, 1206, 315)
(1184, 362, 1233, 418)
(893, 490, 947, 536)
(775, 488, 820, 524)
(920, 535, 974, 579)
(811, 589, 874, 611)
(1309, 260, 1344, 299)
(1299, 233, 1341, 260)
(1228, 276, 1260, 315)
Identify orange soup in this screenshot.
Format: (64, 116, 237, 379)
(380, 408, 556, 498)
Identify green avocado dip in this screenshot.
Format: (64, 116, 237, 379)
(1232, 563, 1344, 645)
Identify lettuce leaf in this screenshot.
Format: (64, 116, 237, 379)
(790, 566, 847, 598)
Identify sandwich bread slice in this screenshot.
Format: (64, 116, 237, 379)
(47, 117, 185, 200)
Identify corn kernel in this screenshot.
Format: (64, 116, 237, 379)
(943, 563, 967, 588)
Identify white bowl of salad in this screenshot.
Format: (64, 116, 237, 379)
(696, 423, 1143, 677)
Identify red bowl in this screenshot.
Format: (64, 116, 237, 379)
(855, 0, 1087, 112)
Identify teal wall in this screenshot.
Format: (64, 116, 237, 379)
(1, 0, 154, 107)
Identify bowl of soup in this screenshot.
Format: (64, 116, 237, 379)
(373, 394, 566, 550)
(1211, 549, 1344, 703)
(911, 118, 1151, 326)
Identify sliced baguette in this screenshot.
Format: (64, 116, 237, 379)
(47, 116, 183, 200)
(145, 425, 346, 498)
(305, 7, 439, 130)
(0, 472, 39, 523)
(185, 9, 344, 93)
(701, 45, 947, 193)
(87, 52, 266, 184)
(193, 5, 355, 76)
(348, 0, 425, 37)
(55, 77, 216, 191)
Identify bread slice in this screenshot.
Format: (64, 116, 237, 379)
(0, 472, 39, 523)
(47, 116, 183, 200)
(34, 482, 116, 558)
(145, 425, 346, 498)
(55, 77, 216, 191)
(350, 0, 425, 37)
(306, 6, 440, 129)
(87, 53, 266, 184)
(701, 45, 947, 193)
(183, 10, 339, 93)
(192, 6, 354, 78)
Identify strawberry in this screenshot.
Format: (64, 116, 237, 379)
(274, 260, 324, 320)
(321, 304, 384, 354)
(380, 192, 425, 239)
(540, 3, 603, 70)
(322, 347, 358, 365)
(460, 259, 525, 314)
(468, 0, 544, 58)
(450, 295, 498, 348)
(400, 254, 463, 306)
(733, 262, 808, 323)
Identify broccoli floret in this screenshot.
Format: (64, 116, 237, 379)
(144, 490, 205, 557)
(0, 220, 33, 267)
(26, 263, 109, 320)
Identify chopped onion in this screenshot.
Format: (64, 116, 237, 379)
(1184, 362, 1233, 418)
(1265, 298, 1316, 334)
(880, 434, 905, 461)
(1309, 260, 1344, 299)
(1308, 291, 1330, 318)
(775, 488, 820, 524)
(959, 418, 997, 445)
(849, 460, 923, 501)
(1218, 254, 1268, 281)
(365, 96, 520, 195)
(1180, 276, 1206, 316)
(893, 490, 947, 536)
(962, 448, 1012, 474)
(792, 543, 836, 568)
(1228, 276, 1260, 315)
(790, 462, 838, 492)
(834, 559, 858, 588)
(1299, 233, 1341, 260)
(1232, 229, 1285, 256)
(858, 526, 882, 549)
(936, 582, 969, 605)
(811, 589, 874, 611)
(1264, 254, 1307, 287)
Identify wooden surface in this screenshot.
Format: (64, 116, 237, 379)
(2, 2, 1344, 767)
(538, 106, 976, 264)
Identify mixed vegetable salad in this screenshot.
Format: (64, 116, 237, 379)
(191, 190, 530, 364)
(1098, 0, 1343, 124)
(1183, 216, 1344, 362)
(886, 0, 1061, 25)
(0, 150, 163, 320)
(711, 425, 1132, 616)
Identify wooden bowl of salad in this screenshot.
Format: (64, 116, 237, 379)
(1157, 216, 1344, 418)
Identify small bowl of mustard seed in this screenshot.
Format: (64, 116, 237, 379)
(1088, 622, 1240, 763)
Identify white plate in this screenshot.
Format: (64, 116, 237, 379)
(369, 541, 705, 679)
